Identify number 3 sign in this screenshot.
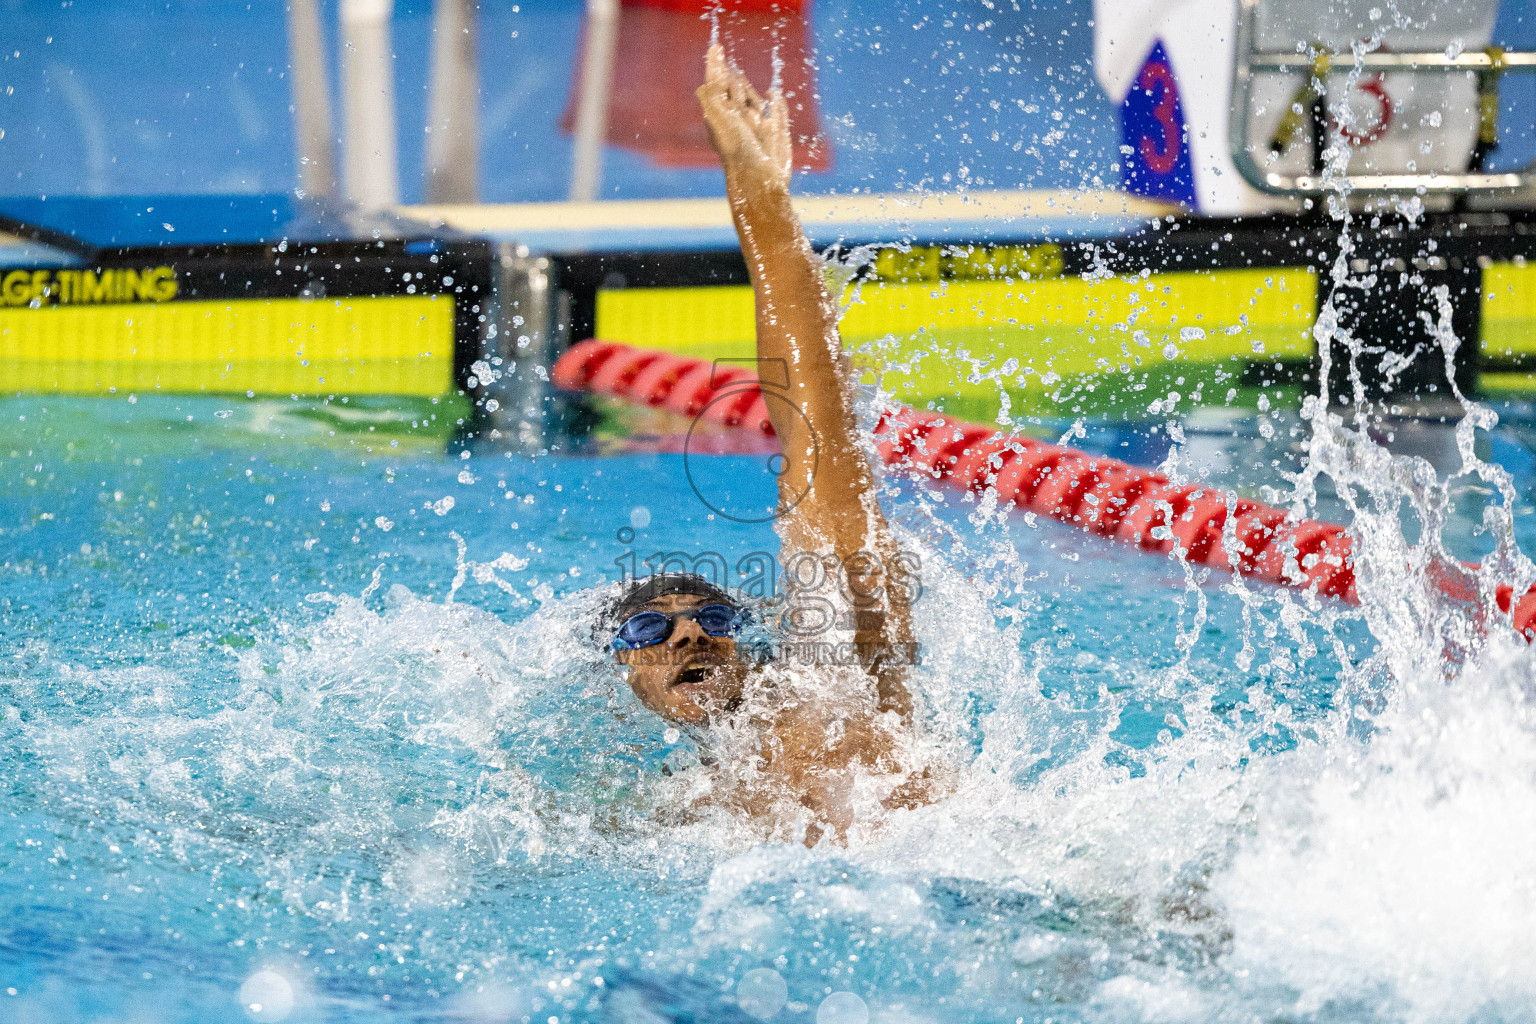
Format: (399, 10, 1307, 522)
(1120, 41, 1197, 207)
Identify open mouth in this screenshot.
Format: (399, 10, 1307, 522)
(676, 666, 711, 686)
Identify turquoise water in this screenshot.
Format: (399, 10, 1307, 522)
(2, 393, 1535, 1023)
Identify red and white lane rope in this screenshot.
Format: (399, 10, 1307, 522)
(552, 338, 1536, 633)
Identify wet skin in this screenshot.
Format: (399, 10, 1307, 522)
(614, 592, 749, 726)
(611, 45, 937, 844)
(615, 590, 932, 845)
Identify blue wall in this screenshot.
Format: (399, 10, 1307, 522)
(0, 0, 298, 195)
(0, 0, 1528, 203)
(0, 0, 1116, 202)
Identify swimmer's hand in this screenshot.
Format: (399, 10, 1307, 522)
(696, 43, 792, 192)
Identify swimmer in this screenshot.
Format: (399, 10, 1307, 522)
(604, 45, 935, 845)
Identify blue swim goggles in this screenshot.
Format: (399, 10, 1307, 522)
(611, 603, 744, 650)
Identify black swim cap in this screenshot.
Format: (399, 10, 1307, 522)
(609, 573, 735, 622)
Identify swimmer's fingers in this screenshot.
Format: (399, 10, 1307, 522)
(702, 43, 756, 111)
(699, 47, 751, 123)
(710, 43, 778, 123)
(738, 75, 768, 118)
(699, 47, 741, 121)
(698, 48, 748, 155)
(702, 43, 731, 96)
(698, 43, 790, 180)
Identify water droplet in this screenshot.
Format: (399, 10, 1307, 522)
(816, 992, 867, 1024)
(239, 970, 294, 1021)
(738, 968, 788, 1019)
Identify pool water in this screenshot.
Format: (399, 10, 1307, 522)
(2, 381, 1536, 1024)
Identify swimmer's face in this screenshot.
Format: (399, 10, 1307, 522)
(614, 593, 747, 726)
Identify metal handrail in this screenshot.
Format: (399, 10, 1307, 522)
(1230, 0, 1536, 195)
(1248, 52, 1536, 72)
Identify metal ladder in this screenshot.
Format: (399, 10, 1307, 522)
(1229, 0, 1536, 195)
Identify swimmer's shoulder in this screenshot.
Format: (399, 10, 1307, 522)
(758, 689, 890, 771)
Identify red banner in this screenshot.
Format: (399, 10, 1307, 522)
(561, 0, 831, 171)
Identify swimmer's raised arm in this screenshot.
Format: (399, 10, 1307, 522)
(697, 46, 914, 718)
